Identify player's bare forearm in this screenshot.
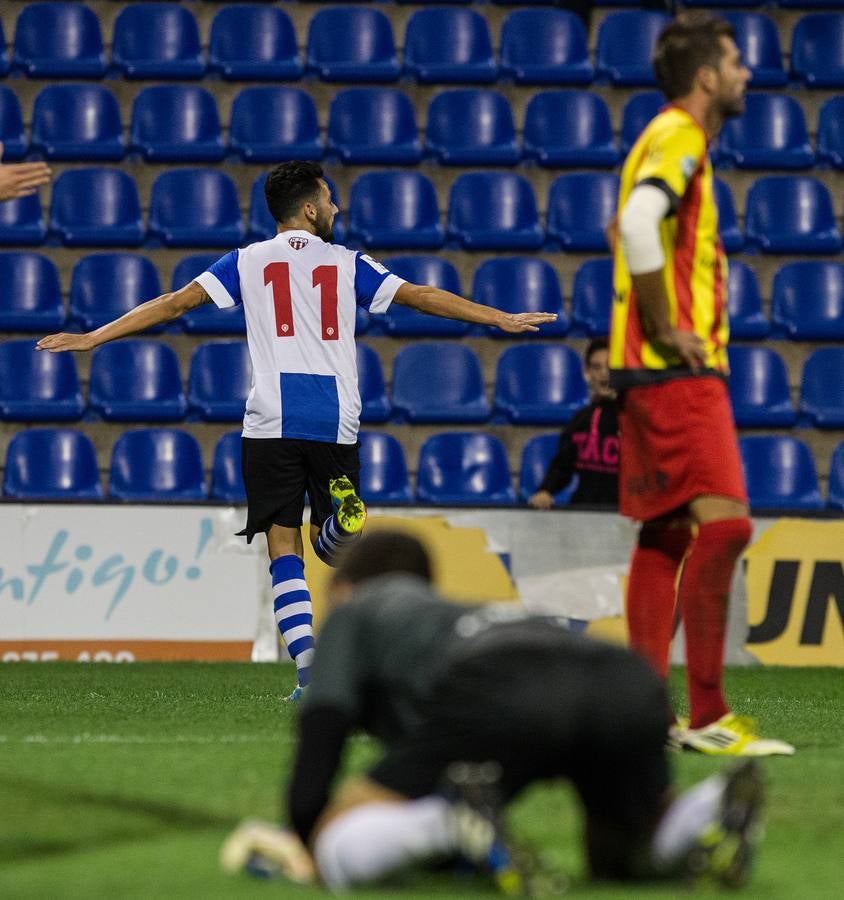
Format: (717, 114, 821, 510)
(631, 270, 705, 370)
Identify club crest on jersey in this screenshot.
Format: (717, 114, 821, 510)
(288, 236, 309, 250)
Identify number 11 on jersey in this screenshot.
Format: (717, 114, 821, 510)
(264, 262, 339, 341)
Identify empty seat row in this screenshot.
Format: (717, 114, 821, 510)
(3, 426, 841, 512)
(3, 6, 844, 88)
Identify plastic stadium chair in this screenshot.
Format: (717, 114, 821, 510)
(149, 170, 243, 248)
(546, 173, 619, 252)
(380, 256, 467, 337)
(596, 11, 669, 86)
(799, 348, 844, 428)
(471, 257, 569, 338)
(523, 91, 618, 168)
(349, 172, 443, 250)
(425, 90, 519, 166)
(494, 344, 588, 425)
(3, 429, 102, 500)
(0, 87, 27, 160)
(571, 258, 613, 337)
(519, 434, 578, 505)
(49, 169, 144, 247)
(746, 177, 842, 254)
(404, 8, 497, 84)
(717, 94, 813, 170)
(727, 346, 795, 427)
(0, 339, 84, 421)
(0, 194, 46, 246)
(230, 88, 321, 163)
(714, 178, 744, 254)
(771, 261, 844, 340)
(69, 254, 162, 332)
(0, 21, 8, 78)
(130, 86, 224, 163)
(89, 340, 187, 422)
(447, 172, 543, 251)
(791, 14, 844, 88)
(356, 344, 391, 424)
(828, 443, 844, 511)
(722, 12, 786, 88)
(31, 85, 124, 162)
(416, 432, 515, 506)
(172, 253, 246, 335)
(620, 91, 666, 154)
(328, 89, 420, 164)
(740, 436, 823, 511)
(112, 4, 204, 79)
(188, 342, 251, 422)
(109, 429, 206, 502)
(0, 252, 64, 331)
(499, 9, 592, 85)
(392, 343, 489, 424)
(358, 431, 412, 504)
(13, 2, 106, 78)
(208, 5, 302, 81)
(211, 432, 245, 503)
(306, 7, 400, 82)
(727, 261, 769, 339)
(817, 97, 844, 169)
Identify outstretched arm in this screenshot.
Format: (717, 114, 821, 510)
(0, 141, 52, 201)
(37, 281, 212, 353)
(393, 282, 557, 334)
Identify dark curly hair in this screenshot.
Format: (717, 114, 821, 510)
(264, 161, 324, 225)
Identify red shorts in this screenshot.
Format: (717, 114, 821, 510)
(618, 375, 747, 522)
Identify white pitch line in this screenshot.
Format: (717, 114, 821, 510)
(0, 733, 297, 746)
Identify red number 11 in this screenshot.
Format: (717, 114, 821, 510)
(264, 263, 339, 341)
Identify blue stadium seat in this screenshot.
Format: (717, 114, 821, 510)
(799, 348, 844, 428)
(494, 344, 588, 425)
(130, 86, 224, 163)
(499, 9, 592, 85)
(426, 90, 519, 166)
(149, 170, 243, 248)
(722, 12, 786, 88)
(714, 178, 744, 254)
(717, 94, 813, 170)
(3, 429, 101, 500)
(349, 172, 443, 250)
(211, 431, 245, 503)
(0, 194, 46, 246)
(727, 346, 795, 427)
(596, 11, 669, 86)
(230, 88, 321, 163)
(519, 434, 578, 505)
(188, 342, 251, 422)
(112, 4, 204, 80)
(727, 261, 769, 339)
(392, 343, 489, 424)
(0, 87, 27, 160)
(306, 7, 399, 82)
(416, 432, 515, 506)
(358, 431, 412, 504)
(0, 252, 64, 331)
(49, 169, 143, 247)
(89, 340, 187, 422)
(109, 429, 205, 502)
(571, 258, 612, 337)
(208, 5, 302, 81)
(356, 343, 391, 424)
(13, 2, 106, 78)
(791, 14, 844, 88)
(745, 176, 841, 254)
(471, 258, 568, 338)
(69, 253, 162, 332)
(328, 89, 420, 164)
(546, 173, 618, 252)
(771, 261, 844, 340)
(447, 172, 543, 250)
(523, 91, 618, 168)
(172, 253, 247, 335)
(31, 85, 124, 162)
(404, 8, 497, 84)
(381, 256, 468, 337)
(740, 436, 823, 511)
(817, 97, 844, 169)
(620, 91, 665, 154)
(0, 21, 7, 78)
(828, 443, 844, 511)
(0, 339, 83, 421)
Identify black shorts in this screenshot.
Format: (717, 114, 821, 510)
(239, 436, 360, 542)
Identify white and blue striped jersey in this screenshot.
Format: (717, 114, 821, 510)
(195, 231, 405, 444)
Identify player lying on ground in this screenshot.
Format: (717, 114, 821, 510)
(221, 530, 766, 894)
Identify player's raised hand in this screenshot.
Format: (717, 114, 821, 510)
(497, 312, 558, 334)
(0, 142, 52, 201)
(36, 332, 95, 353)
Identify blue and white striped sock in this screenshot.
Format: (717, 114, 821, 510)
(269, 554, 314, 687)
(315, 514, 362, 567)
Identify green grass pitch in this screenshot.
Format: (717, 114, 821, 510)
(1, 665, 841, 899)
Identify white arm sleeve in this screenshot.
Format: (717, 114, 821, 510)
(619, 184, 672, 275)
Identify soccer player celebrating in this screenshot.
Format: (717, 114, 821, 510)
(609, 13, 793, 755)
(37, 161, 556, 700)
